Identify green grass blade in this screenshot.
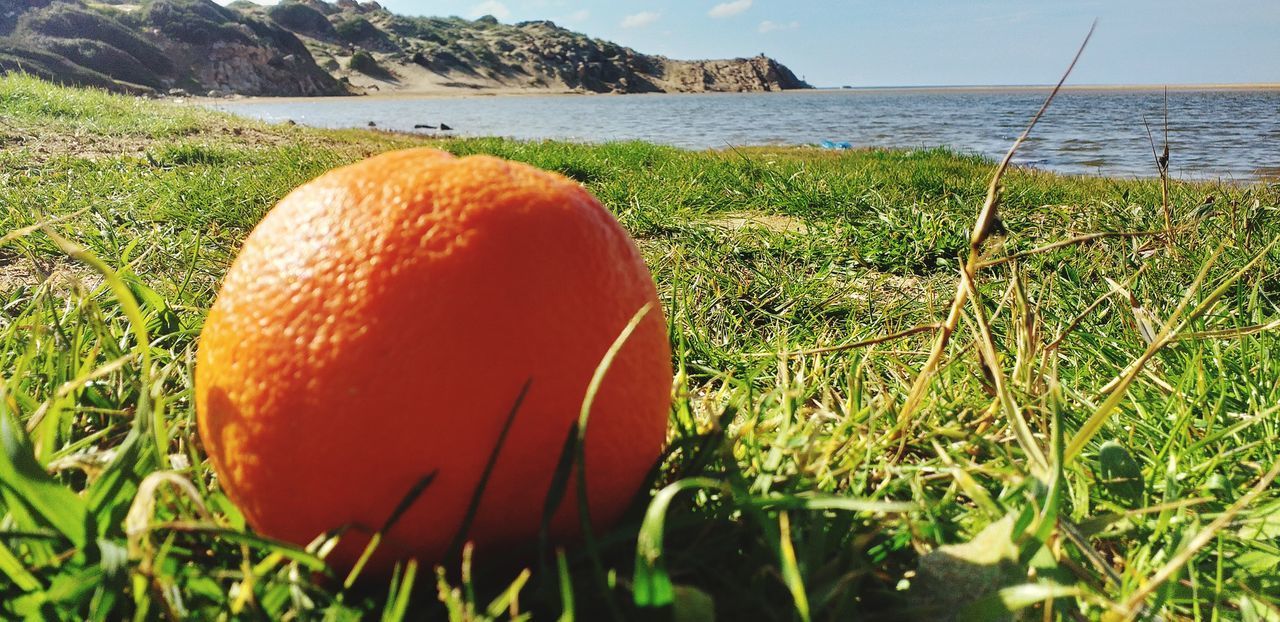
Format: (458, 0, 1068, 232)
(446, 379, 532, 562)
(0, 401, 90, 550)
(0, 537, 41, 592)
(776, 512, 811, 622)
(634, 477, 725, 608)
(380, 559, 418, 622)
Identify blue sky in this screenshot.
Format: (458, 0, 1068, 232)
(225, 0, 1280, 87)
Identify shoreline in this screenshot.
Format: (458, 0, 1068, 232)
(196, 82, 1280, 106)
(197, 87, 588, 105)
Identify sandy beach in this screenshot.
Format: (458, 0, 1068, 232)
(197, 82, 1280, 106)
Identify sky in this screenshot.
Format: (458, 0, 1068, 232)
(220, 0, 1280, 87)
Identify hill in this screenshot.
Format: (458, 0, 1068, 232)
(0, 0, 345, 96)
(0, 0, 811, 96)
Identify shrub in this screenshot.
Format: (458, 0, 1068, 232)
(333, 16, 374, 42)
(144, 0, 251, 46)
(332, 15, 397, 51)
(348, 50, 389, 78)
(265, 3, 336, 39)
(241, 15, 310, 57)
(383, 16, 448, 44)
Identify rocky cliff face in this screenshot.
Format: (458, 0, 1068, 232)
(0, 0, 810, 96)
(656, 55, 809, 93)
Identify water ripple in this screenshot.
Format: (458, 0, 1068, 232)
(212, 88, 1280, 181)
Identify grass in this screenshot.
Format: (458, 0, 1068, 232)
(1, 73, 1279, 620)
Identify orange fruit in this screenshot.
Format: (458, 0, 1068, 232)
(195, 147, 671, 573)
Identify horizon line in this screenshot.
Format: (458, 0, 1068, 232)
(815, 82, 1280, 91)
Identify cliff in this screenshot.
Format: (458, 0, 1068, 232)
(0, 0, 811, 96)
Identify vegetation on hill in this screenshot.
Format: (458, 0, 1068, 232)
(293, 6, 810, 94)
(0, 38, 122, 91)
(1, 0, 345, 95)
(0, 0, 810, 96)
(347, 48, 389, 79)
(264, 1, 337, 41)
(1, 75, 1278, 619)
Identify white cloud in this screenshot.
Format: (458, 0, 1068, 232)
(621, 11, 661, 29)
(758, 20, 799, 33)
(469, 1, 511, 19)
(708, 0, 752, 19)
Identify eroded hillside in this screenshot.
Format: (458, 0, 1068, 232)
(0, 0, 810, 96)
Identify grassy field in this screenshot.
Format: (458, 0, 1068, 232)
(1, 74, 1278, 620)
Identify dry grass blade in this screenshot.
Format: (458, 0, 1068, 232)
(1142, 114, 1160, 173)
(1103, 277, 1160, 346)
(977, 229, 1171, 270)
(761, 324, 941, 358)
(895, 21, 1096, 435)
(969, 21, 1097, 251)
(960, 267, 1049, 472)
(0, 209, 89, 247)
(1173, 318, 1280, 341)
(1140, 93, 1174, 246)
(1059, 520, 1124, 588)
(1161, 87, 1172, 242)
(895, 274, 968, 432)
(1008, 264, 1039, 389)
(125, 472, 213, 556)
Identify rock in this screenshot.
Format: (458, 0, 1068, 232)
(367, 121, 377, 127)
(167, 88, 190, 97)
(414, 123, 437, 129)
(206, 90, 223, 98)
(439, 123, 452, 131)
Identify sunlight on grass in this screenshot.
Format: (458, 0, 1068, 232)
(1, 75, 1278, 619)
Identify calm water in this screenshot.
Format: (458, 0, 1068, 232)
(212, 88, 1280, 181)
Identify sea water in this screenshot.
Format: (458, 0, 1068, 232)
(211, 87, 1280, 181)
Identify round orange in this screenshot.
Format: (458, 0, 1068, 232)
(195, 147, 671, 573)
